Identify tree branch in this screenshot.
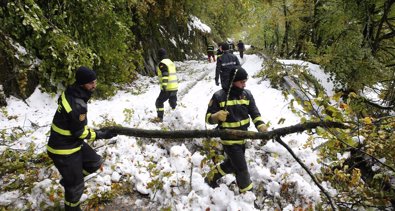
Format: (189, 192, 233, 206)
(275, 136, 336, 210)
(105, 121, 348, 140)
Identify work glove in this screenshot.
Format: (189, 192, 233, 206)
(211, 110, 229, 123)
(258, 124, 268, 132)
(95, 129, 117, 139)
(215, 81, 219, 86)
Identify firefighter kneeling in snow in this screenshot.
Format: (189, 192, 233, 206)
(47, 66, 117, 211)
(205, 67, 268, 193)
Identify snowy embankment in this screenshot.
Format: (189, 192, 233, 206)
(0, 53, 335, 210)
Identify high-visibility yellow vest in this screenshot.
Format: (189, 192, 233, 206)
(157, 59, 178, 91)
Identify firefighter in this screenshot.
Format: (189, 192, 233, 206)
(216, 42, 223, 57)
(47, 66, 117, 211)
(205, 67, 268, 193)
(215, 42, 240, 90)
(207, 44, 216, 62)
(237, 40, 245, 59)
(155, 48, 178, 122)
(228, 41, 235, 54)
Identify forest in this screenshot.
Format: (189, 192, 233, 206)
(0, 0, 395, 210)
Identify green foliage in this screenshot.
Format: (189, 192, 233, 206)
(92, 114, 120, 128)
(243, 0, 395, 105)
(200, 138, 224, 180)
(84, 191, 117, 210)
(1, 0, 252, 99)
(0, 144, 52, 193)
(254, 57, 285, 88)
(146, 159, 174, 195)
(271, 60, 395, 208)
(291, 86, 395, 208)
(123, 108, 135, 124)
(319, 29, 384, 91)
(188, 0, 251, 39)
(1, 0, 142, 97)
(258, 59, 324, 97)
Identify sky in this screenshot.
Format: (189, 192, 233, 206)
(0, 49, 341, 210)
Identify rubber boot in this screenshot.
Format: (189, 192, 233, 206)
(204, 172, 222, 188)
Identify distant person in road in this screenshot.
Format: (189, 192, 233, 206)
(237, 40, 245, 59)
(207, 44, 216, 63)
(47, 66, 117, 211)
(155, 48, 178, 122)
(205, 67, 268, 193)
(216, 42, 223, 57)
(228, 41, 235, 54)
(215, 42, 240, 90)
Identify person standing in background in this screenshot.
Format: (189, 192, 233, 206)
(216, 42, 223, 57)
(215, 42, 240, 90)
(207, 44, 216, 63)
(154, 48, 178, 122)
(228, 41, 235, 54)
(237, 40, 245, 59)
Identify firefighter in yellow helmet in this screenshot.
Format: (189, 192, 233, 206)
(155, 48, 178, 122)
(47, 66, 117, 211)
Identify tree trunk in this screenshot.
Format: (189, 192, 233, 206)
(280, 0, 290, 57)
(105, 121, 348, 140)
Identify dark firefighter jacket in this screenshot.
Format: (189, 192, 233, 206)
(206, 88, 265, 145)
(216, 49, 223, 56)
(228, 42, 235, 52)
(47, 85, 97, 155)
(237, 42, 245, 51)
(215, 52, 240, 89)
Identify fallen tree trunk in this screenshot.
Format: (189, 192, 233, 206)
(105, 120, 348, 140)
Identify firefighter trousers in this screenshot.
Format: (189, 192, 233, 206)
(48, 142, 103, 211)
(155, 90, 177, 118)
(209, 144, 252, 192)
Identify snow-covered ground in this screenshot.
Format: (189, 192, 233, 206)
(0, 53, 336, 210)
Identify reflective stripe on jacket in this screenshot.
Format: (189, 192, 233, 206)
(206, 89, 265, 145)
(157, 59, 178, 91)
(207, 45, 215, 53)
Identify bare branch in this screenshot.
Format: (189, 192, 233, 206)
(105, 121, 348, 140)
(275, 136, 336, 210)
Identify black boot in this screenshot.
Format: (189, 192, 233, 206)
(65, 204, 82, 211)
(59, 178, 65, 186)
(204, 176, 219, 188)
(204, 171, 223, 188)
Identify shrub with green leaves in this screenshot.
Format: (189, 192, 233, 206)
(320, 30, 384, 91)
(1, 1, 142, 98)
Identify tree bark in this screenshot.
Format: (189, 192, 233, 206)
(105, 121, 348, 140)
